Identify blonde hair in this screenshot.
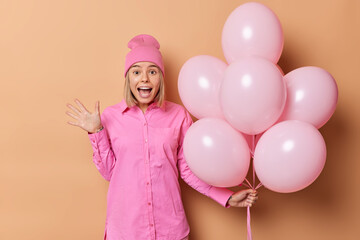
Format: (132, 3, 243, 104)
(124, 70, 165, 108)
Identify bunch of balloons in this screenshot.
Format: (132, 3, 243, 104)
(179, 2, 338, 194)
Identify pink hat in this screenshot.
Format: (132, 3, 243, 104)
(124, 34, 165, 77)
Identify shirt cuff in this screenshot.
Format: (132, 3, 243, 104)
(208, 187, 234, 208)
(88, 127, 109, 150)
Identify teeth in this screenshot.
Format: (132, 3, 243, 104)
(138, 87, 152, 90)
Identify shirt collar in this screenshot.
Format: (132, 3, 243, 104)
(119, 100, 129, 113)
(119, 100, 166, 113)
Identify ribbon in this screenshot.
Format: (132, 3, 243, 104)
(245, 135, 263, 240)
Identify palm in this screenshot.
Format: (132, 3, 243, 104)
(79, 110, 101, 132)
(66, 99, 102, 133)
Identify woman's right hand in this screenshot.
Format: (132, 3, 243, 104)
(66, 99, 103, 133)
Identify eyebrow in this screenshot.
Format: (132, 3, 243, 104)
(130, 64, 159, 69)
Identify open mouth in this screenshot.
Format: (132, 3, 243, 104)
(137, 87, 153, 98)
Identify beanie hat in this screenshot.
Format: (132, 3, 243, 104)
(124, 34, 165, 77)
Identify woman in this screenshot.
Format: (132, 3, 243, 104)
(66, 34, 258, 240)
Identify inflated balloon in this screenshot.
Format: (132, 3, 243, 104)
(220, 56, 286, 135)
(254, 120, 326, 193)
(178, 55, 227, 119)
(183, 118, 250, 187)
(222, 2, 284, 64)
(278, 66, 338, 128)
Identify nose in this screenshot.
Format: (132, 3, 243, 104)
(141, 70, 149, 82)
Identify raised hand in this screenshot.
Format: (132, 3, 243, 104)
(228, 189, 258, 208)
(66, 99, 103, 133)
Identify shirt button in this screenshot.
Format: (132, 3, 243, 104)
(146, 182, 150, 185)
(144, 122, 147, 126)
(148, 202, 151, 206)
(150, 224, 154, 227)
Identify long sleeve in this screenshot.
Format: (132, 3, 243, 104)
(88, 114, 116, 181)
(177, 111, 234, 208)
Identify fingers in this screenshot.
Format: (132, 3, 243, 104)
(75, 99, 89, 113)
(230, 188, 259, 208)
(66, 103, 81, 115)
(246, 192, 259, 207)
(66, 99, 87, 127)
(243, 189, 255, 194)
(249, 191, 258, 198)
(243, 189, 257, 198)
(248, 193, 258, 199)
(246, 199, 255, 207)
(67, 120, 79, 127)
(241, 189, 258, 207)
(95, 100, 100, 114)
(248, 191, 258, 200)
(66, 99, 92, 116)
(247, 195, 258, 203)
(232, 189, 257, 202)
(65, 110, 79, 120)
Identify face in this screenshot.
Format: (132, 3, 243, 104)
(128, 61, 161, 110)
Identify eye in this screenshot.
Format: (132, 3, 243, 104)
(149, 70, 158, 75)
(133, 70, 140, 75)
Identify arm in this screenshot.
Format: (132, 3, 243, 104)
(66, 99, 116, 181)
(88, 125, 116, 181)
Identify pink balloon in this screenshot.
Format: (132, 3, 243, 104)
(220, 57, 286, 135)
(254, 120, 326, 193)
(183, 118, 250, 187)
(278, 66, 338, 128)
(222, 2, 284, 64)
(178, 55, 227, 119)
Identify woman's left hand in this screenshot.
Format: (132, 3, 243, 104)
(228, 189, 258, 208)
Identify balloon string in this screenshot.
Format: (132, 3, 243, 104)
(246, 134, 263, 240)
(247, 206, 252, 240)
(244, 178, 252, 188)
(242, 182, 251, 189)
(250, 150, 254, 157)
(253, 158, 256, 187)
(255, 183, 263, 190)
(251, 134, 256, 187)
(250, 135, 255, 158)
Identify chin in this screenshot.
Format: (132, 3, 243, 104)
(137, 97, 155, 105)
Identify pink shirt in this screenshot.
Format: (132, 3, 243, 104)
(88, 100, 234, 240)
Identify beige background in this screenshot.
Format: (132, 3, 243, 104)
(1, 0, 359, 239)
